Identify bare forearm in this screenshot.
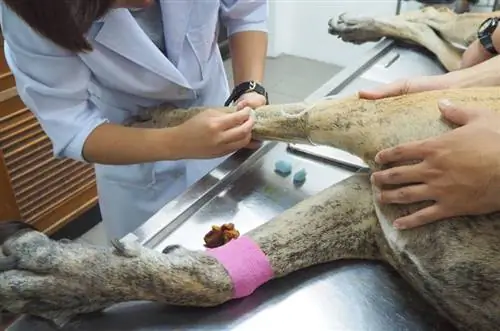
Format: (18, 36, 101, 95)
(82, 123, 182, 165)
(448, 55, 500, 88)
(229, 31, 267, 84)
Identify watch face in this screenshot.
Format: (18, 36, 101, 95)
(478, 18, 493, 35)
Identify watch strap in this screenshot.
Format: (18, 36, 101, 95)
(478, 17, 500, 55)
(224, 81, 269, 107)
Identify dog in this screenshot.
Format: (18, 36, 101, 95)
(328, 6, 497, 72)
(2, 7, 500, 331)
(413, 0, 481, 14)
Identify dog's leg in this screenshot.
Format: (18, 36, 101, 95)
(247, 173, 381, 278)
(327, 11, 462, 71)
(0, 174, 381, 324)
(454, 0, 481, 13)
(129, 86, 500, 170)
(403, 7, 495, 48)
(0, 226, 234, 324)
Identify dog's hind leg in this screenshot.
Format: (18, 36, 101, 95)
(328, 11, 462, 71)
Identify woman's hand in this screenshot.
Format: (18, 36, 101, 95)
(172, 107, 254, 159)
(358, 75, 452, 100)
(371, 100, 500, 229)
(235, 91, 268, 150)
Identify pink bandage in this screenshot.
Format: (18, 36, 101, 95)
(206, 236, 274, 298)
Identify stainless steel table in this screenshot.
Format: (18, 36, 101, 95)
(8, 40, 456, 331)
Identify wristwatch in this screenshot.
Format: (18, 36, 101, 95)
(224, 80, 269, 107)
(477, 17, 500, 55)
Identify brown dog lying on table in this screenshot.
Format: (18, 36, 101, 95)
(1, 6, 500, 331)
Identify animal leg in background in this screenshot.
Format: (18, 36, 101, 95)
(0, 174, 380, 326)
(327, 7, 498, 71)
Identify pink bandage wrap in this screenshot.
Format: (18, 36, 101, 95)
(206, 236, 274, 299)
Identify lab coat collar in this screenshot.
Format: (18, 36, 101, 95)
(90, 6, 192, 88)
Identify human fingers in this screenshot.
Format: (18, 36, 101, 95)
(216, 108, 252, 130)
(375, 184, 433, 205)
(219, 115, 254, 145)
(370, 163, 427, 187)
(438, 99, 493, 126)
(392, 204, 449, 230)
(358, 79, 412, 100)
(359, 75, 449, 100)
(236, 99, 248, 111)
(236, 93, 267, 110)
(375, 140, 434, 165)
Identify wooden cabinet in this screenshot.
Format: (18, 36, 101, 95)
(0, 31, 99, 235)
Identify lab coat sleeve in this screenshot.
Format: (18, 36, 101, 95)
(0, 5, 108, 162)
(219, 0, 268, 36)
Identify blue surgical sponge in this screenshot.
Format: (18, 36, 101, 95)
(293, 168, 307, 185)
(274, 160, 292, 177)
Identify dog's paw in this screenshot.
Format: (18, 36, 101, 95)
(327, 13, 383, 44)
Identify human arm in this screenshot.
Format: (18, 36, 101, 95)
(220, 0, 268, 86)
(459, 39, 495, 69)
(219, 0, 268, 148)
(228, 31, 267, 86)
(1, 4, 253, 165)
(358, 54, 500, 100)
(460, 19, 500, 69)
(220, 0, 268, 109)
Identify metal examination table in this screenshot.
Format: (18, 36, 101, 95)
(9, 39, 456, 331)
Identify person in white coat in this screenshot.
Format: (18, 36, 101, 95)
(0, 0, 269, 240)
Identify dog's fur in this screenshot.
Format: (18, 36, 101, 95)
(328, 6, 498, 72)
(415, 0, 481, 14)
(2, 7, 500, 331)
(3, 85, 500, 330)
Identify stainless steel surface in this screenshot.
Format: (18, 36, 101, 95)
(9, 41, 456, 330)
(150, 142, 355, 254)
(287, 143, 369, 170)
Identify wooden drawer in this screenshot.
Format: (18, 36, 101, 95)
(0, 28, 99, 234)
(0, 72, 15, 92)
(0, 30, 12, 86)
(0, 46, 9, 75)
(0, 94, 25, 116)
(0, 92, 98, 233)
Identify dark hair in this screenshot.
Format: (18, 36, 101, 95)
(3, 0, 115, 52)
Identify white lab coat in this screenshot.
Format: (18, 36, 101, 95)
(0, 1, 268, 240)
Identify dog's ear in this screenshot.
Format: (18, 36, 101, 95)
(0, 220, 37, 246)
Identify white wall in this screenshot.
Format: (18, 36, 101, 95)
(267, 1, 398, 67)
(266, 0, 295, 58)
